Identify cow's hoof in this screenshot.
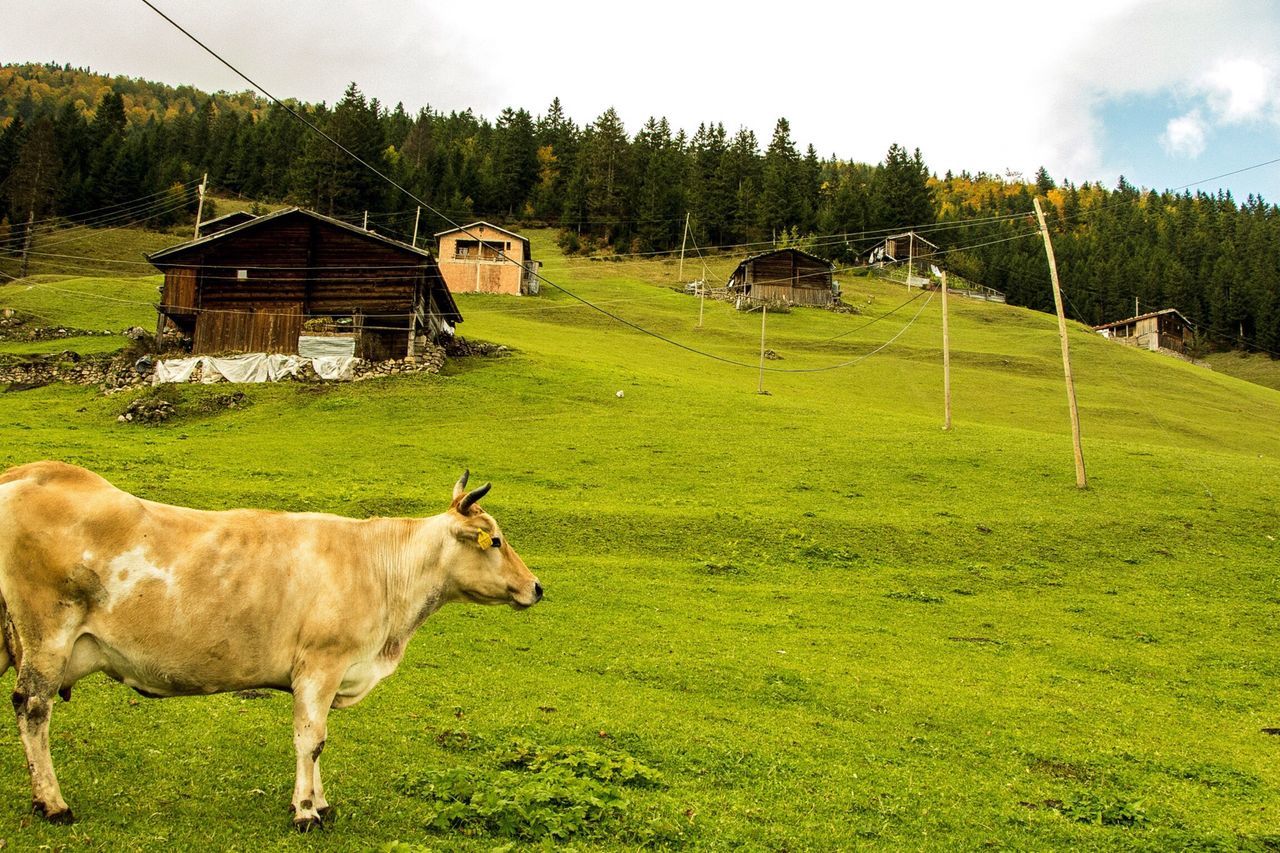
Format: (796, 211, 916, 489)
(33, 802, 75, 824)
(293, 815, 324, 833)
(318, 805, 337, 825)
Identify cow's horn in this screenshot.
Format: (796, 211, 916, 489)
(453, 469, 470, 501)
(458, 482, 491, 514)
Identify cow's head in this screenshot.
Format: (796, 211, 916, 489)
(443, 471, 542, 609)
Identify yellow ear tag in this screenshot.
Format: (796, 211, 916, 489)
(476, 530, 493, 549)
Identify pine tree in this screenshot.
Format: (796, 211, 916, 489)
(875, 143, 935, 229)
(494, 107, 538, 215)
(757, 117, 801, 237)
(579, 108, 632, 245)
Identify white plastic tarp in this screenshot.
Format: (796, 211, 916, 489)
(152, 354, 356, 385)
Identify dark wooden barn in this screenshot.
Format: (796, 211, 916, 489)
(149, 207, 462, 360)
(726, 248, 836, 306)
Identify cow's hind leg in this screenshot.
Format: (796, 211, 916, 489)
(13, 647, 74, 823)
(289, 667, 342, 831)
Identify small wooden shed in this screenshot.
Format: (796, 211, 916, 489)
(866, 231, 939, 266)
(149, 207, 462, 360)
(726, 248, 836, 306)
(1093, 308, 1191, 354)
(434, 221, 540, 295)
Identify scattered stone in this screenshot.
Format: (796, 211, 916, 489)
(118, 396, 175, 424)
(0, 351, 147, 393)
(444, 336, 509, 358)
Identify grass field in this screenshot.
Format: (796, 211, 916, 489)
(0, 229, 1278, 850)
(1203, 350, 1280, 392)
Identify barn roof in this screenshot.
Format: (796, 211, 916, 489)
(881, 231, 940, 251)
(730, 247, 835, 278)
(1093, 307, 1191, 331)
(148, 207, 436, 264)
(194, 210, 257, 236)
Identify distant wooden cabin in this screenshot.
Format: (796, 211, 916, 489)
(434, 221, 540, 296)
(1093, 308, 1191, 354)
(195, 210, 256, 237)
(149, 207, 462, 360)
(726, 248, 836, 306)
(866, 231, 939, 265)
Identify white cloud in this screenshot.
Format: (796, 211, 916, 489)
(1160, 110, 1208, 158)
(1200, 58, 1275, 123)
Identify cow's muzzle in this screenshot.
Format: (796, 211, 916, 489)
(512, 580, 543, 609)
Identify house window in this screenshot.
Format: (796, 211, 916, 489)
(455, 239, 506, 260)
(236, 269, 248, 281)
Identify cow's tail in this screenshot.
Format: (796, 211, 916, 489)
(0, 596, 10, 678)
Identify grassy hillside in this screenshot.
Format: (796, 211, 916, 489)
(1203, 349, 1280, 391)
(0, 230, 1278, 849)
(0, 226, 181, 280)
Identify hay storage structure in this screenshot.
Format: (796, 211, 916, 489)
(1093, 308, 1192, 354)
(726, 248, 836, 306)
(434, 221, 540, 295)
(149, 207, 462, 360)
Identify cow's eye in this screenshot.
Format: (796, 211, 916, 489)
(491, 537, 501, 549)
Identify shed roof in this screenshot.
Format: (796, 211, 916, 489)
(881, 231, 940, 251)
(434, 220, 531, 251)
(730, 247, 835, 279)
(1093, 308, 1191, 331)
(194, 210, 257, 236)
(148, 206, 436, 264)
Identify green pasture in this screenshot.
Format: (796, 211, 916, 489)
(0, 231, 1278, 850)
(1203, 350, 1280, 392)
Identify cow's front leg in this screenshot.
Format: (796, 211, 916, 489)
(13, 647, 73, 823)
(289, 667, 342, 831)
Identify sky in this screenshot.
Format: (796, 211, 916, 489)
(6, 0, 1280, 201)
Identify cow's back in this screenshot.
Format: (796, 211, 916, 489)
(0, 461, 144, 586)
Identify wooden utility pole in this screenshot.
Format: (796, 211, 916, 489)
(412, 206, 421, 248)
(697, 282, 705, 328)
(678, 211, 690, 281)
(192, 172, 208, 239)
(19, 210, 34, 279)
(1134, 295, 1139, 318)
(1033, 197, 1087, 489)
(942, 270, 951, 431)
(906, 232, 914, 290)
(757, 304, 768, 394)
(362, 210, 369, 230)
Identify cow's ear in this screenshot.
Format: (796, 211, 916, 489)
(455, 482, 491, 515)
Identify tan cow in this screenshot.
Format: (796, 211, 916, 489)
(0, 461, 541, 830)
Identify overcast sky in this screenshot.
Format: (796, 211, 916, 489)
(7, 0, 1280, 201)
